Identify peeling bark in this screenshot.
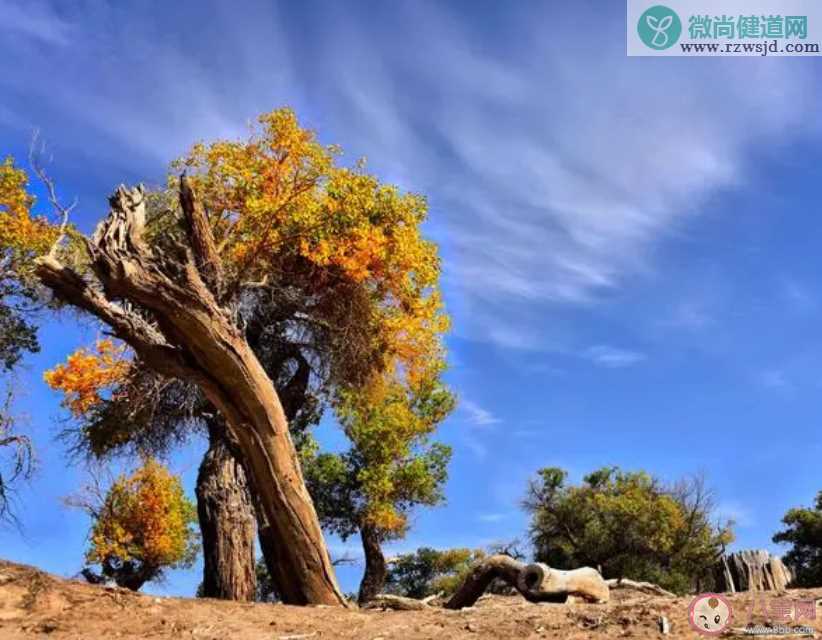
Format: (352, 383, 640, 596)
(35, 183, 345, 606)
(196, 419, 256, 601)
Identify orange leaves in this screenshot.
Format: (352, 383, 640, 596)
(0, 157, 60, 266)
(174, 108, 448, 392)
(44, 339, 130, 417)
(86, 458, 198, 574)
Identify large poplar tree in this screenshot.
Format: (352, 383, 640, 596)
(20, 107, 450, 604)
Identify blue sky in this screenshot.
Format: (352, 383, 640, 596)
(2, 0, 822, 596)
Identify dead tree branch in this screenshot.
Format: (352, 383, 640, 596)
(29, 131, 77, 259)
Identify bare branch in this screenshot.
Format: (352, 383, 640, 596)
(331, 553, 358, 567)
(34, 255, 192, 380)
(0, 387, 34, 523)
(29, 130, 77, 259)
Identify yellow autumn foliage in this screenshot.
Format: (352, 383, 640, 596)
(0, 157, 60, 270)
(86, 458, 198, 573)
(173, 107, 448, 391)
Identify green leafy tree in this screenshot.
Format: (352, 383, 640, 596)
(384, 547, 485, 599)
(773, 491, 822, 587)
(304, 372, 454, 603)
(524, 467, 733, 593)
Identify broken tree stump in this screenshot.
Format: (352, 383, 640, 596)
(445, 555, 609, 609)
(713, 550, 793, 593)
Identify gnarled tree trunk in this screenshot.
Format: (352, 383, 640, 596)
(196, 418, 256, 601)
(251, 356, 313, 603)
(35, 182, 345, 605)
(445, 555, 609, 609)
(357, 524, 387, 604)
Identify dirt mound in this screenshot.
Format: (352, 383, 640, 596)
(1, 559, 821, 639)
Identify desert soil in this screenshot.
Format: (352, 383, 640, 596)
(2, 559, 821, 639)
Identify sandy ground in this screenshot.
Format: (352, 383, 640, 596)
(2, 559, 821, 639)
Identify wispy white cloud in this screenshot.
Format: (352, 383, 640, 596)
(582, 345, 646, 368)
(780, 277, 816, 313)
(2, 2, 820, 351)
(715, 501, 755, 528)
(461, 437, 488, 461)
(669, 300, 714, 331)
(458, 399, 500, 460)
(476, 513, 506, 523)
(0, 0, 72, 46)
(757, 369, 791, 391)
(460, 399, 501, 427)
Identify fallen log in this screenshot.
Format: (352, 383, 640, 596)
(605, 578, 677, 598)
(519, 563, 610, 604)
(361, 594, 431, 611)
(445, 555, 609, 609)
(445, 555, 525, 609)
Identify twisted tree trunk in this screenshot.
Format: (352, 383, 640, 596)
(445, 556, 609, 609)
(252, 355, 313, 604)
(357, 524, 387, 604)
(196, 419, 256, 601)
(35, 182, 345, 605)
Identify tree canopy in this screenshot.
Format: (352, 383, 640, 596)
(773, 491, 822, 587)
(524, 466, 733, 593)
(172, 108, 448, 393)
(305, 373, 454, 540)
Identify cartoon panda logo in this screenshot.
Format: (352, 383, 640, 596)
(688, 593, 733, 635)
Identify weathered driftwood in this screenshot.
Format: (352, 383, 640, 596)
(361, 594, 431, 611)
(519, 563, 610, 604)
(445, 555, 525, 609)
(445, 555, 609, 609)
(605, 578, 676, 598)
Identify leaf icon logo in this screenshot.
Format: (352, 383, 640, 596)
(637, 6, 682, 50)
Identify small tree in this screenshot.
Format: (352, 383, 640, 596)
(384, 547, 485, 599)
(305, 370, 454, 603)
(773, 491, 822, 587)
(73, 458, 199, 591)
(524, 467, 733, 593)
